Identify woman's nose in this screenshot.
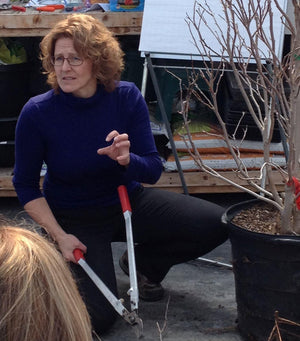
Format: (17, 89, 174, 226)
(61, 58, 71, 70)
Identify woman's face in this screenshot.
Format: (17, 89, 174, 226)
(53, 37, 97, 98)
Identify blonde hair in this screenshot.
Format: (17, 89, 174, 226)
(40, 13, 124, 93)
(0, 225, 93, 341)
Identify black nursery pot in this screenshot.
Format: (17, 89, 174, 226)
(223, 199, 300, 341)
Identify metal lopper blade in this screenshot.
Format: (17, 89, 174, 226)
(73, 249, 143, 337)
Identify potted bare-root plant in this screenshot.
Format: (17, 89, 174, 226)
(169, 0, 300, 340)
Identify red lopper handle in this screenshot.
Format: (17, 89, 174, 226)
(73, 248, 85, 263)
(117, 185, 132, 213)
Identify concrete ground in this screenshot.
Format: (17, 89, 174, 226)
(0, 193, 249, 341)
(103, 240, 243, 341)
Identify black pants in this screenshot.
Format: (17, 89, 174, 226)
(53, 186, 228, 335)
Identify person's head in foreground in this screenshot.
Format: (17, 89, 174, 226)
(0, 224, 93, 341)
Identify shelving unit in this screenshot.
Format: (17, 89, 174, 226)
(0, 9, 143, 37)
(0, 9, 286, 196)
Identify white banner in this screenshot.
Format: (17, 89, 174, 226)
(139, 0, 287, 61)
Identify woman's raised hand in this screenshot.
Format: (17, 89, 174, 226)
(97, 130, 130, 166)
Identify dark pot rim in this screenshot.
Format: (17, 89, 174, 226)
(222, 199, 300, 245)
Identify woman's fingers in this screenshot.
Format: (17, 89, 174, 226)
(97, 131, 130, 166)
(114, 139, 130, 150)
(97, 146, 109, 155)
(105, 130, 119, 142)
(57, 233, 87, 263)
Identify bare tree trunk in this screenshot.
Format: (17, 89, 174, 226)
(282, 1, 300, 233)
(182, 0, 300, 234)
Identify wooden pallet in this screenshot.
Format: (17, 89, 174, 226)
(144, 170, 286, 194)
(0, 10, 143, 37)
(0, 167, 286, 197)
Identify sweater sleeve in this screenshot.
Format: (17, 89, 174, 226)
(120, 83, 163, 184)
(13, 100, 45, 206)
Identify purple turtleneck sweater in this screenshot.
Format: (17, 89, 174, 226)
(13, 81, 162, 209)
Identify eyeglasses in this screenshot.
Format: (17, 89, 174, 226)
(51, 55, 83, 66)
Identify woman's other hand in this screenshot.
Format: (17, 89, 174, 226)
(97, 130, 130, 166)
(56, 233, 87, 263)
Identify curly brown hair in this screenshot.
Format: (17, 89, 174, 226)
(40, 13, 124, 93)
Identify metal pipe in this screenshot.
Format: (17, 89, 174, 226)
(145, 52, 189, 195)
(197, 257, 233, 269)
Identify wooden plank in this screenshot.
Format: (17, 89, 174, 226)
(0, 10, 143, 37)
(0, 190, 18, 197)
(0, 176, 14, 190)
(0, 168, 286, 197)
(0, 171, 44, 196)
(144, 170, 286, 194)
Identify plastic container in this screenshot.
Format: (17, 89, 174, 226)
(0, 117, 18, 141)
(0, 63, 31, 118)
(121, 50, 144, 88)
(223, 200, 300, 341)
(0, 141, 15, 167)
(225, 111, 281, 142)
(110, 0, 144, 12)
(218, 72, 281, 142)
(154, 68, 209, 122)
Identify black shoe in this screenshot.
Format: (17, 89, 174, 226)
(119, 251, 165, 302)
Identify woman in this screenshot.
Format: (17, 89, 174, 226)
(0, 224, 93, 341)
(13, 13, 228, 334)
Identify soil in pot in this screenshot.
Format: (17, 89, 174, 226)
(231, 202, 281, 235)
(224, 200, 300, 341)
